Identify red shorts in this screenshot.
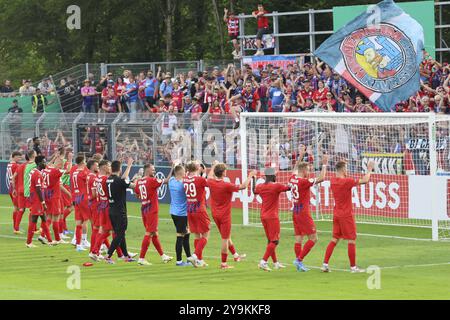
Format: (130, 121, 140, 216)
(30, 202, 44, 216)
(188, 211, 211, 234)
(45, 198, 61, 216)
(74, 202, 90, 221)
(332, 215, 357, 240)
(9, 193, 18, 207)
(98, 202, 112, 230)
(61, 190, 72, 207)
(17, 192, 26, 209)
(90, 201, 100, 227)
(142, 212, 158, 233)
(213, 215, 231, 239)
(293, 213, 316, 236)
(261, 218, 280, 242)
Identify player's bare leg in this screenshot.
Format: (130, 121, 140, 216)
(322, 238, 339, 272)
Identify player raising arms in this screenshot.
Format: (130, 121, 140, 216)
(207, 162, 256, 269)
(42, 152, 73, 244)
(183, 161, 210, 268)
(290, 155, 328, 272)
(7, 151, 23, 234)
(26, 154, 54, 247)
(71, 155, 90, 252)
(321, 160, 374, 273)
(134, 164, 173, 266)
(59, 148, 74, 238)
(253, 167, 291, 272)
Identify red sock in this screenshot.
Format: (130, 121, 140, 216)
(194, 239, 199, 252)
(58, 219, 65, 233)
(271, 250, 278, 263)
(27, 222, 36, 244)
(103, 237, 110, 248)
(93, 232, 103, 255)
(42, 221, 52, 242)
(12, 210, 18, 230)
(228, 244, 236, 255)
(90, 228, 99, 253)
(152, 235, 164, 256)
(299, 240, 315, 261)
(295, 243, 302, 259)
(324, 241, 337, 264)
(53, 222, 61, 241)
(140, 235, 151, 259)
(15, 210, 25, 231)
(195, 238, 208, 260)
(221, 253, 228, 263)
(263, 242, 276, 261)
(40, 220, 50, 237)
(75, 225, 82, 245)
(348, 243, 356, 267)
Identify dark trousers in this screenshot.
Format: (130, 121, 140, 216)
(107, 212, 129, 258)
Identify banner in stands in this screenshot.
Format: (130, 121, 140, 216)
(361, 153, 403, 175)
(242, 34, 275, 51)
(242, 55, 299, 71)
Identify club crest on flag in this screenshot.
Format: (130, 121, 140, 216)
(340, 24, 417, 93)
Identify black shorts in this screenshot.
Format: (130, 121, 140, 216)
(171, 215, 188, 234)
(256, 27, 269, 40)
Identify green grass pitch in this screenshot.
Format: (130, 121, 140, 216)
(0, 194, 449, 300)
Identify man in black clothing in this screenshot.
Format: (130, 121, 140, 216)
(105, 157, 136, 264)
(32, 137, 42, 156)
(8, 100, 23, 138)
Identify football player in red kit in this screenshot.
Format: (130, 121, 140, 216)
(183, 161, 211, 268)
(290, 155, 328, 272)
(7, 151, 23, 234)
(26, 154, 54, 247)
(253, 167, 291, 272)
(42, 152, 73, 244)
(86, 160, 100, 256)
(207, 162, 256, 269)
(134, 164, 173, 266)
(321, 160, 374, 273)
(11, 154, 32, 234)
(71, 155, 90, 251)
(59, 148, 75, 237)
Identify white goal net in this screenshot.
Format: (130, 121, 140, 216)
(240, 113, 450, 241)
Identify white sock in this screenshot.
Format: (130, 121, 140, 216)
(82, 234, 87, 241)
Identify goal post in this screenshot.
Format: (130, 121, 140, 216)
(240, 112, 450, 241)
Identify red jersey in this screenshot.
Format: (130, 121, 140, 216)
(87, 172, 98, 202)
(71, 168, 88, 197)
(254, 182, 290, 219)
(312, 88, 329, 102)
(242, 89, 260, 111)
(300, 89, 314, 100)
(7, 162, 18, 194)
(29, 169, 43, 206)
(330, 177, 359, 218)
(254, 10, 269, 28)
(16, 163, 26, 194)
(207, 179, 239, 218)
(227, 17, 239, 36)
(183, 175, 207, 213)
(289, 175, 315, 216)
(172, 89, 184, 109)
(95, 175, 108, 202)
(42, 167, 63, 200)
(134, 177, 163, 214)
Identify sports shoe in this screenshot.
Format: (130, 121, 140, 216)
(128, 252, 138, 259)
(37, 236, 48, 245)
(273, 262, 286, 270)
(258, 262, 272, 272)
(105, 257, 115, 264)
(60, 233, 70, 240)
(220, 263, 234, 270)
(293, 259, 309, 272)
(123, 257, 137, 263)
(176, 261, 191, 267)
(138, 259, 152, 266)
(13, 230, 23, 235)
(57, 239, 68, 244)
(161, 254, 173, 264)
(63, 230, 73, 235)
(71, 237, 76, 246)
(76, 245, 87, 252)
(187, 254, 198, 265)
(89, 252, 100, 262)
(321, 264, 331, 273)
(48, 241, 58, 246)
(350, 266, 366, 273)
(194, 260, 208, 268)
(26, 243, 37, 248)
(97, 255, 105, 261)
(82, 240, 91, 248)
(233, 253, 246, 262)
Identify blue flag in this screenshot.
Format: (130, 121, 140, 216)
(314, 0, 424, 112)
